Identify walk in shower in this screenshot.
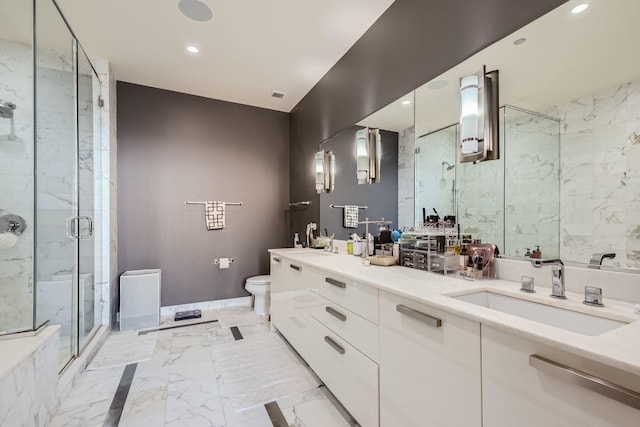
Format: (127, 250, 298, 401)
(414, 105, 560, 258)
(0, 0, 104, 370)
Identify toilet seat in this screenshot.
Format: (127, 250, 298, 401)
(245, 275, 270, 286)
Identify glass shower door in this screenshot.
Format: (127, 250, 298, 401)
(35, 0, 77, 369)
(77, 46, 100, 351)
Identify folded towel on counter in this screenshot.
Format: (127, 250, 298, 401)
(344, 205, 359, 228)
(205, 201, 225, 230)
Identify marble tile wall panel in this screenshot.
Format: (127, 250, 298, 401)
(503, 108, 560, 258)
(0, 325, 60, 427)
(398, 126, 415, 228)
(559, 79, 640, 268)
(0, 39, 34, 332)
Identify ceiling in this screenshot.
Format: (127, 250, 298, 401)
(54, 0, 395, 112)
(358, 0, 640, 135)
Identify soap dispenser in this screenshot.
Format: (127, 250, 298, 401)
(293, 232, 302, 248)
(531, 245, 541, 259)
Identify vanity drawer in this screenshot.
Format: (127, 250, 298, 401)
(309, 318, 379, 427)
(308, 268, 379, 324)
(309, 292, 379, 363)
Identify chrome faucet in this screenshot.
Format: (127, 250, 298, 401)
(588, 252, 616, 269)
(531, 259, 566, 299)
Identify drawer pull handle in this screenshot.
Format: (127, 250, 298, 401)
(325, 277, 346, 288)
(290, 264, 301, 271)
(396, 304, 442, 328)
(272, 257, 281, 263)
(529, 354, 640, 410)
(325, 306, 347, 321)
(324, 336, 345, 354)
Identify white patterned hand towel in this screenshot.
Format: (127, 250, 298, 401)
(344, 205, 359, 228)
(205, 201, 225, 230)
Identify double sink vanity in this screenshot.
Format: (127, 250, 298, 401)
(269, 247, 640, 427)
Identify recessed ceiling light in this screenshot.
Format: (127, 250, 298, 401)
(426, 80, 448, 90)
(514, 37, 526, 46)
(402, 100, 411, 105)
(271, 91, 286, 99)
(186, 45, 199, 54)
(179, 0, 213, 22)
(571, 3, 589, 14)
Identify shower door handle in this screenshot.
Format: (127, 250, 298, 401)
(78, 216, 93, 239)
(65, 217, 78, 239)
(65, 216, 93, 239)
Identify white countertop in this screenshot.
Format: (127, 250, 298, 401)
(269, 248, 640, 376)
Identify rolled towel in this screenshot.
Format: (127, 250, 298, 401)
(205, 201, 225, 230)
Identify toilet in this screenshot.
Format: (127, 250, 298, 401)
(244, 275, 271, 315)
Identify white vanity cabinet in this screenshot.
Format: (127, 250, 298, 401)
(379, 290, 482, 427)
(481, 325, 640, 427)
(269, 255, 313, 362)
(307, 268, 380, 427)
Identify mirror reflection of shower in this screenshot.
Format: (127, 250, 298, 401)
(440, 161, 456, 213)
(0, 100, 17, 141)
(440, 161, 455, 185)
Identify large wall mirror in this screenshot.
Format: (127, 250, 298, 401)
(317, 0, 640, 272)
(317, 92, 413, 239)
(405, 0, 640, 270)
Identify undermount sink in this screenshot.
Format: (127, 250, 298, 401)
(453, 291, 629, 336)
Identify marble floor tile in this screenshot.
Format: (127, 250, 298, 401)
(59, 365, 124, 404)
(48, 397, 111, 427)
(211, 333, 321, 412)
(278, 387, 352, 427)
(119, 384, 168, 426)
(52, 307, 351, 427)
(88, 330, 157, 369)
(214, 307, 264, 328)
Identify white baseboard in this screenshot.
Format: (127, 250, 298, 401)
(160, 296, 252, 317)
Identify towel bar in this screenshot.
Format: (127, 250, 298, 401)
(330, 204, 367, 209)
(185, 200, 242, 206)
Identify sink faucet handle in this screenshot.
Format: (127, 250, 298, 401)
(520, 276, 535, 293)
(584, 286, 604, 307)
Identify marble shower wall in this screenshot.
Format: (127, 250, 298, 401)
(456, 135, 505, 248)
(35, 45, 77, 343)
(414, 125, 457, 224)
(397, 126, 415, 228)
(503, 108, 560, 258)
(0, 36, 106, 336)
(559, 79, 640, 268)
(0, 39, 34, 332)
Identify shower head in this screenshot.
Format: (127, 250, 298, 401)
(0, 101, 16, 119)
(442, 161, 455, 171)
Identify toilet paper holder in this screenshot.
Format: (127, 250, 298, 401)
(214, 258, 235, 265)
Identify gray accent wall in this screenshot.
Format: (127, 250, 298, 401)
(288, 0, 567, 240)
(117, 82, 289, 307)
(320, 127, 398, 238)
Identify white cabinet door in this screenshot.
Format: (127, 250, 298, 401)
(482, 325, 640, 427)
(308, 317, 379, 427)
(270, 257, 312, 360)
(379, 290, 482, 427)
